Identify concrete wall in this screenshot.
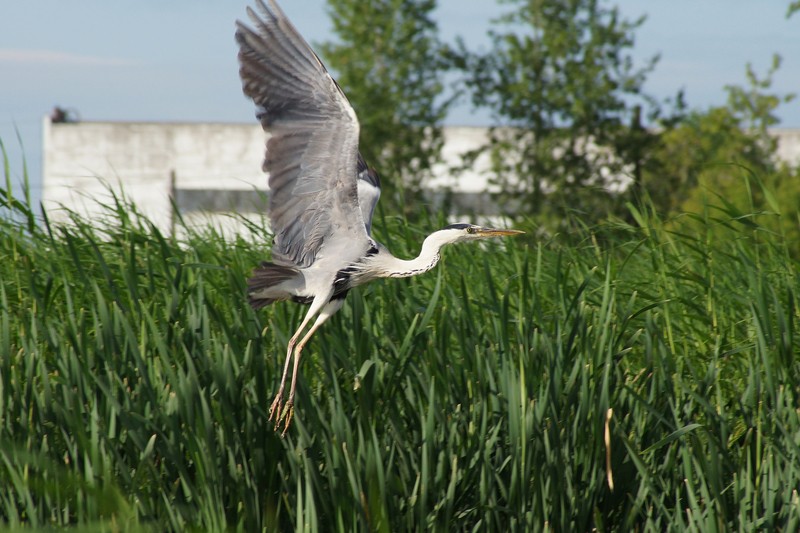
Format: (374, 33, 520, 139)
(42, 120, 499, 234)
(42, 118, 800, 235)
(42, 118, 267, 231)
(774, 128, 800, 167)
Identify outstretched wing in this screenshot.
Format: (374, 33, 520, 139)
(236, 0, 371, 268)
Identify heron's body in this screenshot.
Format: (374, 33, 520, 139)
(236, 0, 522, 433)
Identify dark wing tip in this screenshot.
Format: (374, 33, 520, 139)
(356, 152, 381, 189)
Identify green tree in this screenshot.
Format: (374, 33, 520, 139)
(320, 0, 451, 217)
(453, 0, 659, 226)
(649, 55, 800, 253)
(724, 54, 795, 155)
(646, 106, 774, 216)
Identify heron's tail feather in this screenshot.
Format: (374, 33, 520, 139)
(247, 261, 300, 309)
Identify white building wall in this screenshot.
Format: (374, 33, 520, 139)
(774, 128, 800, 167)
(429, 126, 494, 192)
(42, 118, 800, 235)
(42, 118, 267, 230)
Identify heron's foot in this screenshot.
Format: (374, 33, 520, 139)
(280, 401, 294, 436)
(268, 394, 295, 435)
(268, 393, 283, 424)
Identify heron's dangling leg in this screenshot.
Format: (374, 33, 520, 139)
(267, 327, 303, 424)
(268, 296, 328, 425)
(278, 298, 345, 435)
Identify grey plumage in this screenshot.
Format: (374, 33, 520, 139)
(247, 261, 298, 309)
(236, 0, 371, 270)
(236, 0, 523, 434)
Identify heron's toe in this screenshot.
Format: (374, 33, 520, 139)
(280, 403, 295, 437)
(268, 395, 283, 423)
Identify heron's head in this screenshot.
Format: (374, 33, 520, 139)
(434, 223, 525, 245)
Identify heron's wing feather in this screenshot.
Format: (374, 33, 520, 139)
(236, 0, 370, 268)
(356, 152, 381, 235)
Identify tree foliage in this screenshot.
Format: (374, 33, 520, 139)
(724, 55, 795, 150)
(452, 0, 659, 226)
(320, 0, 451, 217)
(644, 55, 800, 252)
(788, 1, 800, 18)
(317, 0, 797, 236)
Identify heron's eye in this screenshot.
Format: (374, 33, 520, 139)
(466, 227, 475, 234)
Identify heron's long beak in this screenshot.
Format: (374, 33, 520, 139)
(475, 228, 525, 237)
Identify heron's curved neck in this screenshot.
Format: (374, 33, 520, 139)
(377, 232, 448, 279)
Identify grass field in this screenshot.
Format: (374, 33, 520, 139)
(2, 163, 800, 530)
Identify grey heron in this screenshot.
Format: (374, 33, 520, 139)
(236, 0, 523, 433)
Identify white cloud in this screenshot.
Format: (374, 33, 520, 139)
(0, 48, 134, 67)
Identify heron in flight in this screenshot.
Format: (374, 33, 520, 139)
(236, 0, 523, 433)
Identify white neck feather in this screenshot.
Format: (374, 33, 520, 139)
(370, 230, 454, 279)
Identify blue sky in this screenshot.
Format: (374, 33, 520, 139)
(2, 0, 798, 201)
